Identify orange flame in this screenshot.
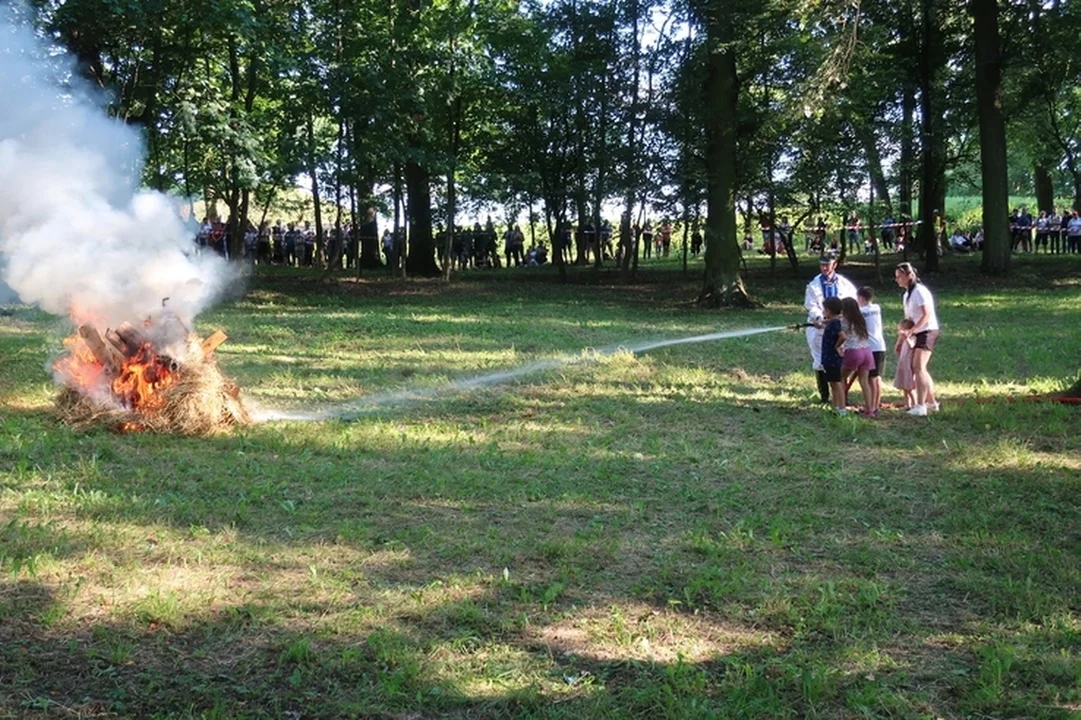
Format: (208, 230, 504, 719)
(111, 343, 175, 411)
(54, 335, 107, 391)
(55, 318, 179, 422)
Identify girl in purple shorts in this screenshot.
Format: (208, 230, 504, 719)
(837, 297, 875, 415)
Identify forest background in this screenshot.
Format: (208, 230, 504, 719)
(21, 0, 1081, 296)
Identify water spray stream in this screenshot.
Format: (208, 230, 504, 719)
(251, 325, 792, 423)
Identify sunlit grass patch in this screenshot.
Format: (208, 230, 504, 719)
(1, 258, 1081, 717)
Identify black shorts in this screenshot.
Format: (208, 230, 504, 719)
(869, 351, 886, 378)
(823, 365, 843, 382)
(914, 330, 939, 351)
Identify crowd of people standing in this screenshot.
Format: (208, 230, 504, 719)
(197, 213, 705, 269)
(198, 203, 1081, 270)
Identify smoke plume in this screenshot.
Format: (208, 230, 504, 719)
(0, 12, 232, 332)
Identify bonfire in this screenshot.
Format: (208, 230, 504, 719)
(53, 305, 250, 434)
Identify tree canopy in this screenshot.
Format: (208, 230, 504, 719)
(26, 0, 1081, 287)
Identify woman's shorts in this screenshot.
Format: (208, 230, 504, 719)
(914, 330, 939, 351)
(843, 347, 875, 373)
(869, 351, 886, 378)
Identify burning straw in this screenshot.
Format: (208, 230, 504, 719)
(54, 319, 250, 435)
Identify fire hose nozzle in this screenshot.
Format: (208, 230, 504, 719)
(789, 322, 814, 330)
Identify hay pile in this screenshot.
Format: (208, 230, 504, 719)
(55, 341, 250, 435)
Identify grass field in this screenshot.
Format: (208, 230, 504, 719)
(2, 252, 1080, 719)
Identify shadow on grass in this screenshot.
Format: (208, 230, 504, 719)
(0, 406, 1078, 718)
(2, 558, 1079, 719)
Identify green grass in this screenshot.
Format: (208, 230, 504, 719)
(2, 252, 1081, 718)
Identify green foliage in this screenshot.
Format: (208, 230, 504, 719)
(26, 0, 1081, 257)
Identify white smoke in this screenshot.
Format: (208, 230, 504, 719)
(0, 276, 15, 304)
(0, 12, 233, 334)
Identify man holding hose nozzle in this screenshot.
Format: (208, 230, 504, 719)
(804, 253, 857, 403)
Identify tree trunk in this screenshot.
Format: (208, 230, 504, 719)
(416, 177, 438, 274)
(443, 100, 461, 280)
(392, 164, 403, 277)
(225, 189, 242, 261)
(574, 194, 588, 265)
(972, 0, 1011, 275)
(858, 125, 893, 214)
(328, 115, 345, 271)
(917, 0, 943, 274)
(306, 113, 324, 264)
(1034, 165, 1054, 214)
(528, 200, 536, 248)
(767, 169, 777, 278)
(899, 84, 916, 219)
(621, 0, 641, 283)
(868, 167, 882, 283)
(444, 169, 457, 279)
(699, 3, 753, 307)
(443, 8, 461, 281)
(592, 71, 610, 269)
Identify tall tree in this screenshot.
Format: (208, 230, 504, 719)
(917, 0, 945, 273)
(696, 0, 751, 306)
(971, 0, 1010, 275)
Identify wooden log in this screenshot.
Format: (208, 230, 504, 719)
(104, 329, 126, 355)
(201, 330, 228, 356)
(78, 324, 123, 371)
(114, 322, 148, 354)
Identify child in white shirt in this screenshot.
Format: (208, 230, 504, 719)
(857, 286, 887, 415)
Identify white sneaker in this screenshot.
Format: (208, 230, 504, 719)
(836, 408, 849, 416)
(908, 405, 928, 416)
(928, 402, 940, 412)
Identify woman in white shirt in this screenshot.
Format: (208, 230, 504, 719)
(895, 262, 940, 416)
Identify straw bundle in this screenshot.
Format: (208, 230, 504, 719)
(55, 345, 250, 435)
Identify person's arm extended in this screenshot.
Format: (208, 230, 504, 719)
(894, 334, 905, 354)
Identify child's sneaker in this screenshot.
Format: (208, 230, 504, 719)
(928, 401, 941, 412)
(907, 404, 928, 416)
(836, 408, 849, 416)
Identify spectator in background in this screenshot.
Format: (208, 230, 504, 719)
(970, 228, 984, 251)
(948, 228, 971, 253)
(1035, 210, 1050, 253)
(382, 229, 393, 265)
(303, 222, 316, 266)
(1068, 210, 1081, 254)
(244, 223, 258, 261)
(641, 221, 653, 260)
(1050, 208, 1064, 254)
(881, 215, 895, 251)
(777, 215, 791, 252)
(691, 226, 703, 256)
(272, 221, 284, 263)
(846, 214, 861, 253)
(660, 221, 673, 257)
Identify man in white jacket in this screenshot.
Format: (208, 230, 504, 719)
(804, 253, 858, 402)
